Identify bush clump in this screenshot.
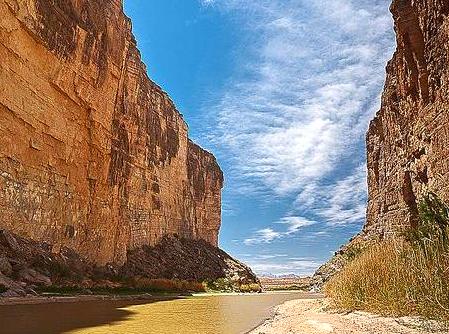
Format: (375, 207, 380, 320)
(325, 193, 449, 323)
(37, 279, 206, 295)
(204, 278, 234, 292)
(0, 284, 8, 294)
(133, 278, 206, 293)
(239, 283, 262, 293)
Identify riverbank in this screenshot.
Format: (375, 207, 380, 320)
(0, 290, 299, 306)
(0, 291, 262, 306)
(250, 299, 447, 334)
(0, 292, 185, 306)
(0, 230, 260, 299)
(0, 292, 306, 334)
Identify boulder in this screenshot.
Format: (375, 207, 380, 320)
(1, 288, 27, 298)
(18, 268, 52, 287)
(0, 230, 20, 251)
(0, 257, 12, 276)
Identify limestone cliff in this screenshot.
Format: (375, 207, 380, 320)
(313, 0, 449, 287)
(366, 0, 449, 237)
(0, 0, 224, 265)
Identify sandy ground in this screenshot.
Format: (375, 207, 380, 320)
(250, 299, 447, 334)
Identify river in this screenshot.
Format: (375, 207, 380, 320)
(0, 292, 318, 334)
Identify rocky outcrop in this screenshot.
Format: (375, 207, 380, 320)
(311, 233, 374, 289)
(0, 229, 258, 297)
(121, 236, 258, 285)
(365, 0, 449, 237)
(0, 0, 223, 265)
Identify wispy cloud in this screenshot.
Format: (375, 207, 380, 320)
(277, 216, 316, 234)
(238, 252, 320, 276)
(244, 216, 316, 245)
(200, 0, 215, 6)
(242, 257, 321, 276)
(244, 228, 281, 245)
(199, 0, 394, 231)
(296, 164, 368, 226)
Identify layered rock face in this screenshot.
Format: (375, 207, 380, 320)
(0, 0, 223, 265)
(365, 0, 449, 237)
(313, 0, 449, 288)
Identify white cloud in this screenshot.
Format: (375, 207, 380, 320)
(315, 165, 368, 225)
(199, 0, 394, 229)
(244, 258, 321, 276)
(244, 216, 316, 245)
(295, 164, 368, 225)
(237, 249, 321, 276)
(276, 216, 316, 234)
(243, 228, 281, 245)
(256, 254, 288, 260)
(200, 0, 215, 6)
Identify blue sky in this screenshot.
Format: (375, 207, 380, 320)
(124, 0, 396, 276)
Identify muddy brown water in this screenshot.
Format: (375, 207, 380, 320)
(0, 292, 319, 334)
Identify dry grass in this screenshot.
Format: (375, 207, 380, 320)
(325, 236, 449, 322)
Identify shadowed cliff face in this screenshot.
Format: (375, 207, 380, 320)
(365, 0, 449, 238)
(0, 0, 223, 265)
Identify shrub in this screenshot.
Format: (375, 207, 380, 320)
(325, 193, 449, 324)
(36, 286, 85, 294)
(37, 279, 206, 295)
(406, 192, 449, 249)
(205, 278, 234, 292)
(0, 284, 7, 294)
(239, 283, 262, 293)
(133, 278, 206, 293)
(47, 261, 71, 279)
(343, 243, 364, 261)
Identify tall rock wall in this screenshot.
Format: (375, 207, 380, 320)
(365, 0, 449, 237)
(313, 0, 449, 287)
(0, 0, 223, 265)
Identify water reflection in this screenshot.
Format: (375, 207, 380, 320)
(0, 292, 317, 334)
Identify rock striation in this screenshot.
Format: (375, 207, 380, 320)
(313, 0, 449, 287)
(0, 0, 223, 265)
(366, 0, 449, 237)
